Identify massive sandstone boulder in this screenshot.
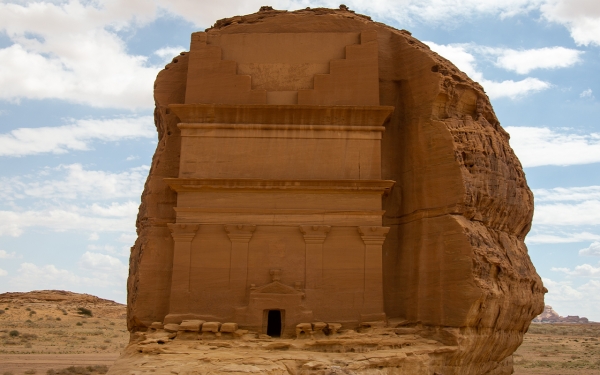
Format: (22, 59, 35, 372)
(124, 6, 545, 374)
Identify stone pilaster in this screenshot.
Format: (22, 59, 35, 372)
(225, 224, 256, 294)
(168, 223, 199, 313)
(300, 225, 331, 289)
(358, 226, 389, 313)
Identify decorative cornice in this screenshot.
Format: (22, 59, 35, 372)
(299, 225, 331, 244)
(167, 223, 199, 242)
(224, 224, 256, 242)
(168, 103, 394, 127)
(358, 226, 390, 246)
(165, 178, 394, 194)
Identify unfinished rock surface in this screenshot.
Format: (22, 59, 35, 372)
(123, 6, 545, 375)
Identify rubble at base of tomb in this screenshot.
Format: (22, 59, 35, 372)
(110, 321, 510, 375)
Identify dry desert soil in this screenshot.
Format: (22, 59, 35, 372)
(1, 290, 599, 374)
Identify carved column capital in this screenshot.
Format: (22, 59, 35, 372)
(358, 226, 390, 246)
(225, 224, 256, 243)
(168, 223, 199, 242)
(300, 225, 331, 244)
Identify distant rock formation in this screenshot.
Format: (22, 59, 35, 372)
(533, 305, 591, 323)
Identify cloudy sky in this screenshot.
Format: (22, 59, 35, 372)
(0, 0, 599, 320)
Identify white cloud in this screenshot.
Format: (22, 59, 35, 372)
(543, 277, 583, 300)
(0, 201, 138, 237)
(425, 41, 551, 99)
(0, 164, 149, 200)
(543, 277, 600, 321)
(553, 264, 600, 277)
(526, 186, 600, 244)
(533, 186, 600, 202)
(580, 88, 594, 98)
(154, 46, 186, 63)
(482, 78, 551, 99)
(541, 0, 600, 46)
(580, 242, 600, 256)
(527, 232, 600, 244)
(78, 251, 128, 277)
(506, 126, 600, 167)
(10, 263, 92, 289)
(0, 250, 18, 259)
(489, 46, 583, 74)
(0, 116, 154, 157)
(117, 233, 137, 244)
(0, 269, 7, 277)
(0, 1, 159, 109)
(87, 244, 130, 257)
(534, 200, 600, 227)
(9, 259, 125, 291)
(88, 232, 100, 241)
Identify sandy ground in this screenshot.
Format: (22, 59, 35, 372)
(2, 291, 600, 374)
(0, 353, 119, 374)
(0, 291, 128, 374)
(514, 323, 600, 375)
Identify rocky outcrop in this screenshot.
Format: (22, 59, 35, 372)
(533, 305, 591, 323)
(125, 6, 545, 374)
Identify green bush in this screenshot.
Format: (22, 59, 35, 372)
(9, 330, 19, 337)
(77, 307, 92, 317)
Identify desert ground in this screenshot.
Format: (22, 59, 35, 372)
(0, 291, 128, 375)
(1, 291, 599, 374)
(513, 323, 600, 375)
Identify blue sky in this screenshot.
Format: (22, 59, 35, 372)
(0, 0, 599, 321)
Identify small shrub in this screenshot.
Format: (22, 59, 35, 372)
(25, 319, 32, 323)
(109, 322, 115, 326)
(0, 310, 4, 315)
(46, 365, 109, 375)
(22, 333, 38, 340)
(26, 308, 31, 311)
(76, 322, 83, 326)
(56, 317, 61, 321)
(77, 307, 92, 317)
(4, 371, 15, 375)
(25, 342, 32, 348)
(9, 330, 19, 337)
(103, 339, 111, 343)
(29, 310, 36, 316)
(4, 307, 8, 310)
(24, 370, 36, 375)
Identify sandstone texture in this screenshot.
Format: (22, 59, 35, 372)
(124, 6, 545, 375)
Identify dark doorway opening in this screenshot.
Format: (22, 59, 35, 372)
(266, 310, 282, 337)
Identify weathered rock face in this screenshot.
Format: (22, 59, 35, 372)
(126, 7, 545, 375)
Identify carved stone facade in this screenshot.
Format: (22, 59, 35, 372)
(161, 30, 394, 335)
